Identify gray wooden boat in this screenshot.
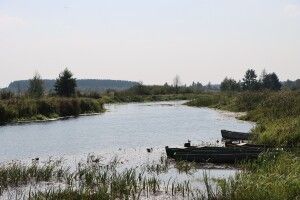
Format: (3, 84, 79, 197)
(172, 152, 260, 163)
(165, 146, 266, 163)
(221, 129, 252, 140)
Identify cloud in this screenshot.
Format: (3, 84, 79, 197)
(0, 12, 27, 29)
(284, 4, 300, 17)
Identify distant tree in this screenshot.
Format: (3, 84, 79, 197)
(205, 82, 213, 91)
(262, 72, 281, 91)
(173, 75, 181, 94)
(54, 68, 77, 97)
(220, 77, 240, 92)
(28, 73, 44, 98)
(190, 81, 203, 92)
(242, 69, 259, 91)
(132, 81, 150, 95)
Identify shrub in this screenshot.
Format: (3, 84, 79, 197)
(16, 99, 38, 118)
(58, 99, 80, 117)
(37, 99, 57, 117)
(186, 94, 220, 107)
(0, 90, 14, 100)
(0, 103, 17, 123)
(80, 99, 102, 113)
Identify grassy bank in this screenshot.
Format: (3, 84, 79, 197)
(186, 91, 300, 199)
(206, 152, 300, 200)
(100, 93, 198, 104)
(186, 91, 300, 147)
(0, 97, 105, 124)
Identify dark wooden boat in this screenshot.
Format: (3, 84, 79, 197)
(221, 130, 252, 140)
(165, 146, 266, 163)
(172, 152, 260, 163)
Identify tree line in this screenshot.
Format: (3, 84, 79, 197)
(220, 69, 282, 92)
(1, 68, 299, 100)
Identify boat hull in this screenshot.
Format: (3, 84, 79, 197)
(221, 130, 252, 140)
(165, 146, 265, 163)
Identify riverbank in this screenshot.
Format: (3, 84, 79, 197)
(186, 91, 300, 199)
(100, 93, 198, 103)
(0, 97, 105, 125)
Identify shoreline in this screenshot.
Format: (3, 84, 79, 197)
(2, 112, 105, 126)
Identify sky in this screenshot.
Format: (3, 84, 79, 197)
(0, 0, 300, 87)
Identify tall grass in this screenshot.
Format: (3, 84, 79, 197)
(0, 156, 209, 199)
(214, 152, 300, 200)
(186, 91, 300, 200)
(0, 159, 65, 195)
(0, 97, 105, 124)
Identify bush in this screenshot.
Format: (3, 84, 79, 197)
(16, 99, 38, 118)
(37, 99, 57, 117)
(80, 99, 102, 113)
(0, 90, 14, 100)
(0, 103, 17, 123)
(186, 93, 220, 107)
(58, 99, 80, 117)
(233, 92, 268, 111)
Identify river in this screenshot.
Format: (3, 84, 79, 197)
(0, 101, 253, 163)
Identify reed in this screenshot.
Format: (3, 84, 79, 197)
(0, 97, 105, 124)
(0, 155, 225, 199)
(213, 152, 300, 200)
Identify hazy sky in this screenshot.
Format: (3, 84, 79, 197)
(0, 0, 299, 87)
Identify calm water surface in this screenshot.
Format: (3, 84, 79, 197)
(0, 101, 254, 162)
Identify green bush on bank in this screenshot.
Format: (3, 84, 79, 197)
(0, 97, 104, 124)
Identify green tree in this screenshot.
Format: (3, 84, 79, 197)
(220, 77, 240, 92)
(54, 68, 77, 97)
(262, 72, 281, 91)
(242, 69, 259, 91)
(28, 73, 44, 98)
(131, 82, 149, 95)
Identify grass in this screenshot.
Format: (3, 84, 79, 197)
(0, 97, 105, 124)
(0, 156, 209, 199)
(212, 152, 300, 200)
(0, 159, 65, 195)
(101, 93, 199, 104)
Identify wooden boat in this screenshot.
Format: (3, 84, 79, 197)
(165, 146, 266, 163)
(221, 130, 252, 140)
(172, 152, 260, 163)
